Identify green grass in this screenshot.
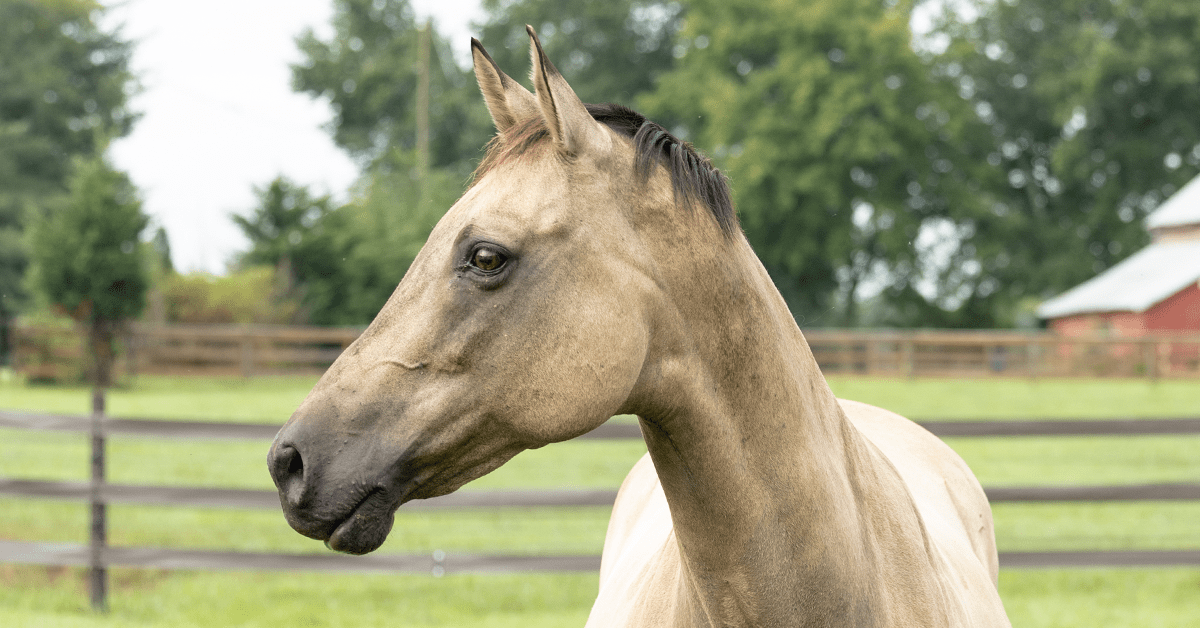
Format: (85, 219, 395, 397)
(3, 373, 1200, 626)
(0, 431, 649, 490)
(0, 498, 614, 555)
(992, 502, 1200, 551)
(2, 566, 1199, 628)
(0, 566, 598, 628)
(6, 373, 1199, 423)
(1, 374, 319, 423)
(6, 498, 1200, 556)
(998, 568, 1200, 627)
(825, 375, 1200, 419)
(947, 435, 1200, 486)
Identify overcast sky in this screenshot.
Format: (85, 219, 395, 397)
(103, 0, 484, 274)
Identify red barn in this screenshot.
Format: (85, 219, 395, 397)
(1038, 174, 1200, 335)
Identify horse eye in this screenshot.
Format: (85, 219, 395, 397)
(471, 246, 506, 272)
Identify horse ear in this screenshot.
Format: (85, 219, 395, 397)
(471, 38, 538, 132)
(526, 25, 603, 154)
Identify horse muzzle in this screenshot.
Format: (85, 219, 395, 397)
(267, 422, 411, 555)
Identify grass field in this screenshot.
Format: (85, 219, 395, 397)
(2, 372, 1199, 626)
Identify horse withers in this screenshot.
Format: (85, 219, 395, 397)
(268, 27, 1011, 627)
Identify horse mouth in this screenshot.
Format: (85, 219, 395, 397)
(324, 487, 400, 555)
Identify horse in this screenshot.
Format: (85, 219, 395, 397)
(268, 27, 1011, 627)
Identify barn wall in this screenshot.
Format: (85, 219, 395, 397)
(1048, 312, 1146, 337)
(1048, 282, 1200, 337)
(1146, 282, 1200, 331)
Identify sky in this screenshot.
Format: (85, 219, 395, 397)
(103, 0, 484, 274)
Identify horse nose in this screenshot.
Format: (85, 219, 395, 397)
(269, 442, 307, 507)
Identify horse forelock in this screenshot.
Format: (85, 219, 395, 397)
(471, 102, 738, 237)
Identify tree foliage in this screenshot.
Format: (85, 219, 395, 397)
(29, 155, 148, 323)
(232, 157, 461, 325)
(292, 0, 491, 172)
(28, 154, 148, 385)
(927, 0, 1200, 325)
(476, 0, 682, 105)
(163, 267, 300, 325)
(233, 177, 338, 290)
(0, 0, 137, 326)
(641, 0, 979, 324)
(316, 152, 464, 324)
(277, 0, 1200, 330)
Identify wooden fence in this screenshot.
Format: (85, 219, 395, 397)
(3, 409, 1199, 575)
(12, 324, 1200, 380)
(12, 324, 363, 380)
(804, 329, 1200, 378)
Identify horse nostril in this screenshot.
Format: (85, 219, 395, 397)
(270, 444, 307, 506)
(287, 448, 303, 475)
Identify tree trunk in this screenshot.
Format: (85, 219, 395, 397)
(89, 319, 114, 389)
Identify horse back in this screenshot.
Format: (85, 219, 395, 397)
(838, 398, 1000, 584)
(840, 399, 1010, 626)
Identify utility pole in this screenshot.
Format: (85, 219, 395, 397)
(416, 18, 431, 177)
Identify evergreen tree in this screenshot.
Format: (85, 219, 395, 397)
(0, 0, 137, 358)
(28, 155, 148, 386)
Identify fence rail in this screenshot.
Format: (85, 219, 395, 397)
(3, 540, 1198, 574)
(804, 329, 1200, 378)
(12, 324, 1200, 379)
(7, 410, 1200, 439)
(12, 323, 363, 379)
(6, 478, 1200, 510)
(3, 409, 1199, 577)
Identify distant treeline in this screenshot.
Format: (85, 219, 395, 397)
(4, 0, 1200, 342)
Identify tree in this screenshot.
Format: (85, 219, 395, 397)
(641, 0, 981, 325)
(233, 177, 336, 289)
(316, 150, 464, 324)
(475, 0, 683, 106)
(28, 154, 148, 386)
(292, 0, 491, 173)
(162, 267, 301, 325)
(231, 159, 460, 326)
(927, 0, 1200, 326)
(0, 0, 137, 359)
(231, 176, 342, 324)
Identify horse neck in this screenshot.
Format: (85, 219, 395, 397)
(624, 231, 932, 624)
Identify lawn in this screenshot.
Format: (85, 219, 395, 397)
(2, 372, 1198, 626)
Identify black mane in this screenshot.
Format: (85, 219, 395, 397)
(585, 103, 737, 236)
(474, 103, 737, 237)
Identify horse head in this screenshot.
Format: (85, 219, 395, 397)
(267, 27, 732, 555)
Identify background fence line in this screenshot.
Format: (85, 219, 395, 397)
(7, 409, 1200, 438)
(4, 540, 1198, 574)
(3, 409, 1199, 574)
(5, 478, 1200, 510)
(12, 323, 1200, 380)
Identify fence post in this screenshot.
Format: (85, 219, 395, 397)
(1143, 340, 1158, 381)
(1025, 340, 1038, 379)
(89, 387, 108, 613)
(240, 331, 255, 378)
(902, 340, 915, 377)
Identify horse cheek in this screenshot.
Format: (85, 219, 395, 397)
(501, 294, 647, 443)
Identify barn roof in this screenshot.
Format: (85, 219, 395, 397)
(1146, 172, 1200, 230)
(1037, 238, 1200, 318)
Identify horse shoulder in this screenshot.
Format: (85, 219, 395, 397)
(589, 452, 691, 627)
(839, 398, 1010, 626)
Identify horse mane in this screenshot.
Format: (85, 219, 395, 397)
(472, 103, 738, 236)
